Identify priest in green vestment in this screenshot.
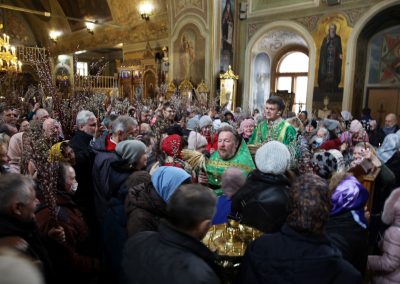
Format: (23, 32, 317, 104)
(200, 125, 255, 196)
(248, 96, 297, 146)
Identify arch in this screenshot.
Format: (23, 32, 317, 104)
(243, 21, 316, 112)
(170, 14, 210, 86)
(343, 0, 400, 111)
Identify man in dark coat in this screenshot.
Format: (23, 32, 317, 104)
(92, 115, 138, 224)
(121, 184, 221, 284)
(239, 174, 361, 284)
(69, 110, 97, 232)
(0, 174, 65, 283)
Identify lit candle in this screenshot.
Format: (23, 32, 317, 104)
(10, 46, 15, 54)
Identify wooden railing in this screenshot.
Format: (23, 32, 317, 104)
(74, 75, 118, 91)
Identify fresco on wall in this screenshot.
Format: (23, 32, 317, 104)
(173, 24, 206, 85)
(221, 0, 235, 72)
(368, 25, 400, 85)
(312, 13, 352, 105)
(252, 53, 271, 110)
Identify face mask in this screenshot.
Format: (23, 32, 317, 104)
(71, 182, 78, 192)
(315, 137, 323, 144)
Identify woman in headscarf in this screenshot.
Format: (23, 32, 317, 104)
(340, 120, 369, 151)
(124, 166, 191, 237)
(158, 134, 191, 173)
(48, 141, 76, 165)
(7, 131, 23, 173)
(35, 162, 100, 284)
(239, 119, 256, 144)
(377, 134, 400, 188)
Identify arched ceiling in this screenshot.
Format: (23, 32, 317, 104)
(0, 0, 169, 50)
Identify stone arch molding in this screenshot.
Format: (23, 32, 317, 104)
(343, 0, 400, 111)
(170, 14, 210, 85)
(243, 21, 316, 112)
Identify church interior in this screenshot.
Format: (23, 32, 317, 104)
(0, 0, 399, 124)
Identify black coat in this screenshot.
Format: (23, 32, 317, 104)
(231, 170, 290, 233)
(69, 130, 95, 214)
(239, 224, 362, 284)
(0, 214, 55, 283)
(120, 222, 221, 284)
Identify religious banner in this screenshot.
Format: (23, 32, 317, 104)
(220, 0, 235, 72)
(312, 13, 352, 109)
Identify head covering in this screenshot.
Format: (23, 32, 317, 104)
(221, 167, 246, 197)
(255, 141, 291, 175)
(186, 117, 199, 131)
(287, 174, 331, 235)
(310, 119, 318, 129)
(341, 111, 353, 121)
(213, 119, 222, 130)
(331, 175, 369, 228)
(350, 120, 363, 133)
(7, 132, 23, 173)
(239, 119, 256, 138)
(377, 134, 400, 163)
(151, 166, 191, 201)
(161, 134, 183, 158)
(115, 140, 146, 165)
(322, 119, 339, 131)
(199, 115, 212, 129)
(187, 131, 207, 150)
(369, 120, 377, 131)
(48, 141, 69, 163)
(312, 149, 345, 179)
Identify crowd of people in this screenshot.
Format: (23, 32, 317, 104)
(0, 95, 399, 283)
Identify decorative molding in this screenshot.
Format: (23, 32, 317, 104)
(248, 23, 265, 41)
(294, 15, 323, 33)
(343, 7, 370, 27)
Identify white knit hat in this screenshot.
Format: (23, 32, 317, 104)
(199, 115, 212, 129)
(187, 131, 208, 150)
(255, 141, 290, 175)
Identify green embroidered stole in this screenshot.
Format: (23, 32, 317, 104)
(206, 140, 255, 196)
(248, 119, 296, 146)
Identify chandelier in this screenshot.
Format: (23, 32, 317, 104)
(0, 26, 22, 72)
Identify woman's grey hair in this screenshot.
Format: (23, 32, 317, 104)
(76, 110, 96, 128)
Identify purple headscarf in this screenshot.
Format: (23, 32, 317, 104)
(331, 176, 369, 228)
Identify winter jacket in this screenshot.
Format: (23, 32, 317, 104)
(120, 221, 221, 284)
(368, 187, 400, 283)
(231, 170, 290, 233)
(239, 224, 362, 284)
(124, 180, 166, 237)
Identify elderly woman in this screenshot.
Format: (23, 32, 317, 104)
(340, 120, 369, 151)
(368, 187, 400, 283)
(239, 119, 256, 144)
(378, 134, 400, 188)
(124, 166, 191, 237)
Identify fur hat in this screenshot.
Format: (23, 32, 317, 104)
(312, 149, 345, 179)
(115, 140, 146, 165)
(199, 115, 212, 129)
(382, 187, 400, 225)
(255, 141, 291, 175)
(187, 131, 208, 150)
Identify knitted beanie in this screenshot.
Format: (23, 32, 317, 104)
(115, 140, 146, 165)
(199, 115, 212, 129)
(187, 131, 208, 150)
(312, 149, 345, 179)
(350, 120, 363, 133)
(255, 141, 291, 175)
(187, 117, 200, 131)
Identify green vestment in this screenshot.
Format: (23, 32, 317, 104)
(248, 118, 297, 146)
(206, 140, 255, 196)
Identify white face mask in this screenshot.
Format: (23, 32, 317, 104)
(70, 181, 78, 192)
(315, 137, 323, 144)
